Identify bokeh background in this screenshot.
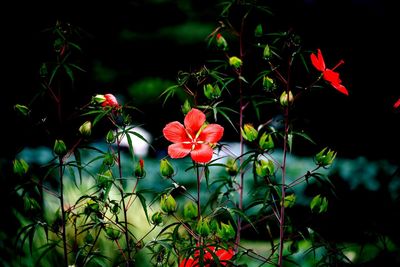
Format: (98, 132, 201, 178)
(1, 0, 399, 265)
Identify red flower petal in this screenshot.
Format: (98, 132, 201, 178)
(179, 258, 197, 267)
(311, 49, 326, 72)
(168, 143, 191, 159)
(215, 248, 234, 262)
(102, 94, 119, 107)
(330, 82, 349, 96)
(199, 124, 224, 143)
(323, 69, 341, 84)
(184, 108, 206, 134)
(394, 98, 400, 109)
(163, 122, 190, 143)
(190, 144, 213, 163)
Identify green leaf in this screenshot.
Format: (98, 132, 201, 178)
(292, 130, 316, 144)
(49, 64, 61, 85)
(134, 191, 150, 223)
(69, 63, 86, 72)
(287, 132, 293, 152)
(63, 64, 74, 83)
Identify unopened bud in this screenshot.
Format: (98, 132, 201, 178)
(13, 159, 29, 176)
(310, 194, 328, 213)
(79, 121, 92, 137)
(279, 91, 294, 107)
(98, 170, 113, 189)
(183, 201, 198, 220)
(262, 76, 276, 91)
(181, 99, 191, 115)
(259, 132, 274, 150)
(160, 159, 174, 178)
(254, 24, 263, 37)
(216, 33, 228, 51)
(53, 139, 67, 156)
(106, 130, 116, 144)
(225, 157, 239, 176)
(241, 124, 258, 142)
(92, 94, 106, 104)
(229, 56, 242, 69)
(255, 159, 275, 177)
(263, 44, 272, 59)
(105, 227, 121, 240)
(196, 218, 211, 237)
(217, 222, 236, 241)
(151, 211, 164, 226)
(283, 194, 296, 208)
(134, 159, 145, 178)
(203, 83, 221, 100)
(315, 147, 336, 167)
(160, 194, 177, 214)
(103, 152, 115, 166)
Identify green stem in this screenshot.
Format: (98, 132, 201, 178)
(58, 157, 68, 266)
(117, 137, 133, 266)
(195, 161, 201, 220)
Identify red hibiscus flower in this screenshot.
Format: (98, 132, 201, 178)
(394, 98, 400, 109)
(179, 246, 234, 267)
(163, 108, 224, 163)
(101, 93, 120, 108)
(311, 49, 349, 96)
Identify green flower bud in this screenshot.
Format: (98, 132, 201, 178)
(53, 139, 67, 156)
(254, 24, 263, 37)
(181, 99, 191, 115)
(263, 44, 272, 60)
(262, 76, 275, 91)
(203, 83, 221, 100)
(151, 211, 164, 226)
(39, 63, 48, 78)
(79, 121, 92, 137)
(216, 222, 236, 241)
(310, 194, 328, 213)
(14, 104, 30, 116)
(216, 33, 228, 51)
(92, 94, 106, 104)
(13, 159, 29, 176)
(97, 170, 113, 189)
(106, 130, 116, 144)
(134, 159, 145, 178)
(315, 147, 337, 167)
(255, 159, 275, 177)
(103, 152, 115, 166)
(196, 218, 211, 237)
(280, 91, 294, 107)
(160, 194, 177, 214)
(105, 227, 121, 240)
(183, 201, 198, 220)
(283, 194, 296, 208)
(241, 124, 258, 142)
(123, 114, 132, 126)
(84, 199, 100, 215)
(229, 56, 242, 69)
(160, 159, 174, 178)
(225, 157, 239, 176)
(259, 132, 274, 151)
